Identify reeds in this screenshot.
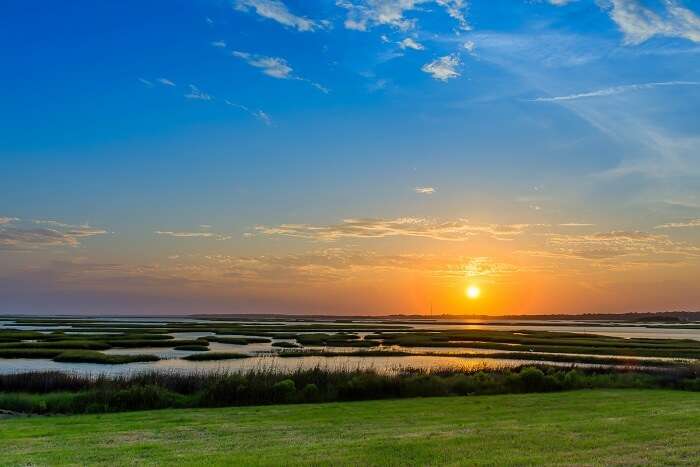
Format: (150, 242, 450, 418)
(1, 364, 699, 415)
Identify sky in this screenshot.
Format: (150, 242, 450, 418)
(2, 0, 700, 316)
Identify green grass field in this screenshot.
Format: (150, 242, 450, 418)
(2, 389, 699, 466)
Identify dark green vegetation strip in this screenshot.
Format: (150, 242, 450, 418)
(0, 349, 64, 359)
(276, 350, 412, 358)
(103, 339, 206, 348)
(182, 352, 249, 361)
(206, 337, 271, 345)
(446, 351, 685, 367)
(1, 390, 700, 465)
(0, 341, 111, 350)
(0, 349, 162, 364)
(275, 349, 683, 366)
(173, 345, 210, 351)
(2, 365, 700, 415)
(374, 330, 700, 359)
(52, 351, 160, 364)
(270, 342, 300, 348)
(296, 333, 381, 347)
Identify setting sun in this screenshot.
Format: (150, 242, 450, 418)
(466, 285, 481, 300)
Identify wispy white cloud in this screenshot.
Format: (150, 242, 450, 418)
(655, 219, 700, 229)
(253, 110, 272, 125)
(232, 51, 329, 93)
(594, 128, 700, 179)
(224, 100, 273, 126)
(33, 220, 108, 238)
(235, 0, 327, 32)
(436, 0, 470, 31)
(534, 230, 700, 261)
(157, 78, 176, 87)
(211, 40, 227, 48)
(0, 219, 108, 250)
(462, 40, 476, 53)
(184, 84, 213, 101)
(337, 0, 418, 31)
(460, 30, 603, 69)
(155, 230, 232, 240)
(233, 51, 293, 78)
(223, 100, 268, 125)
(661, 199, 700, 209)
(603, 0, 700, 45)
(0, 228, 89, 249)
(421, 54, 461, 81)
(399, 37, 425, 50)
(367, 78, 390, 92)
(531, 81, 700, 102)
(255, 217, 532, 241)
(16, 249, 527, 294)
(142, 73, 272, 125)
(452, 29, 699, 185)
(452, 256, 521, 279)
(336, 0, 469, 32)
(155, 231, 211, 238)
(138, 78, 153, 87)
(414, 186, 435, 194)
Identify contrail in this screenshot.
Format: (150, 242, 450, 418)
(531, 81, 700, 102)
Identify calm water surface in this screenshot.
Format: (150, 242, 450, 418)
(1, 317, 698, 375)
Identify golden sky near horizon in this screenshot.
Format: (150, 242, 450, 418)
(3, 216, 699, 315)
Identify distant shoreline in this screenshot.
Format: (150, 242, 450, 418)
(1, 310, 699, 322)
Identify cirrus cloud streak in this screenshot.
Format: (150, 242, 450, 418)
(255, 217, 532, 241)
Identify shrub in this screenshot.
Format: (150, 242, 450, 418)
(301, 383, 321, 402)
(339, 373, 396, 400)
(563, 369, 584, 389)
(0, 393, 36, 413)
(515, 367, 546, 392)
(199, 375, 248, 406)
(468, 371, 504, 394)
(0, 392, 90, 415)
(401, 375, 449, 398)
(272, 379, 296, 402)
(110, 385, 184, 411)
(446, 375, 478, 396)
(680, 378, 700, 391)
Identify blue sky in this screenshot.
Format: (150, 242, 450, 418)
(2, 0, 700, 315)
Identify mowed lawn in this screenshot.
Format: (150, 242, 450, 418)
(2, 390, 700, 466)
